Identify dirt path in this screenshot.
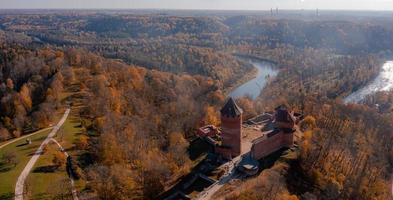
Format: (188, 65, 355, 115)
(14, 109, 70, 200)
(0, 127, 53, 150)
(50, 138, 79, 200)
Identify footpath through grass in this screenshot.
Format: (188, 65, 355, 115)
(0, 128, 52, 200)
(26, 84, 87, 200)
(27, 109, 85, 200)
(0, 82, 85, 200)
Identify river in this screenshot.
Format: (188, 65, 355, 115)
(230, 58, 393, 104)
(344, 61, 393, 103)
(229, 59, 278, 100)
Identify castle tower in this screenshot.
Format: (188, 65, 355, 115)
(219, 97, 243, 159)
(273, 105, 295, 131)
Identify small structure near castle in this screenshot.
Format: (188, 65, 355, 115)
(196, 97, 302, 174)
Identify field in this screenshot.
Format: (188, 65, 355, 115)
(27, 109, 84, 199)
(0, 129, 52, 199)
(0, 94, 84, 200)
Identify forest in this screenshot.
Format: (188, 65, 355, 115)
(0, 45, 64, 141)
(0, 10, 393, 200)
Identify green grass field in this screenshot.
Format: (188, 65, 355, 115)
(27, 109, 85, 200)
(0, 129, 53, 200)
(0, 81, 86, 200)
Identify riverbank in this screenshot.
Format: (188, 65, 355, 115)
(233, 53, 279, 65)
(229, 56, 278, 100)
(223, 58, 257, 96)
(344, 60, 393, 103)
(225, 54, 279, 99)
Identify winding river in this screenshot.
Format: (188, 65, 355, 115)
(229, 59, 278, 100)
(344, 61, 393, 103)
(231, 58, 393, 104)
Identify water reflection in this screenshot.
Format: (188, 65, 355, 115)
(229, 60, 278, 100)
(345, 61, 393, 103)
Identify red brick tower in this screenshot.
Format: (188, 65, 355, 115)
(218, 97, 243, 159)
(273, 105, 295, 130)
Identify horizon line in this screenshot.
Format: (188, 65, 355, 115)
(1, 8, 393, 12)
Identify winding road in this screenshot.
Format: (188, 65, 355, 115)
(14, 109, 70, 200)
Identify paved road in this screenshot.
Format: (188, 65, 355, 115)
(0, 127, 53, 150)
(14, 109, 70, 200)
(50, 138, 79, 200)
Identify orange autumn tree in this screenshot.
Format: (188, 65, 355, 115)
(204, 106, 220, 126)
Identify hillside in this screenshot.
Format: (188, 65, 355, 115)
(0, 10, 393, 200)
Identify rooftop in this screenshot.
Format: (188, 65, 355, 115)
(220, 97, 243, 117)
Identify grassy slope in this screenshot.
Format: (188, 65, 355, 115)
(27, 110, 84, 199)
(27, 83, 86, 199)
(0, 129, 52, 200)
(0, 82, 85, 200)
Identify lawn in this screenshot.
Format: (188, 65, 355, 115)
(0, 81, 86, 200)
(27, 109, 85, 200)
(0, 128, 52, 200)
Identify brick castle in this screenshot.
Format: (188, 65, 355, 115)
(197, 97, 301, 161)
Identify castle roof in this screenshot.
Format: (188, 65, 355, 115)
(275, 104, 288, 111)
(274, 104, 296, 123)
(220, 97, 243, 117)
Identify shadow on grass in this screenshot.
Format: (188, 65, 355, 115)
(33, 165, 58, 173)
(16, 143, 28, 147)
(0, 192, 13, 200)
(32, 192, 51, 200)
(0, 162, 13, 172)
(21, 144, 40, 152)
(70, 116, 81, 122)
(27, 151, 45, 156)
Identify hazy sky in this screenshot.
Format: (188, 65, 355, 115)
(1, 0, 393, 10)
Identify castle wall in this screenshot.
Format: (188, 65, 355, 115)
(274, 121, 295, 129)
(251, 132, 293, 160)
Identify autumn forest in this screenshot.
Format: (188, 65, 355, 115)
(0, 9, 392, 200)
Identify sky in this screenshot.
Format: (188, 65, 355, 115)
(1, 0, 393, 10)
